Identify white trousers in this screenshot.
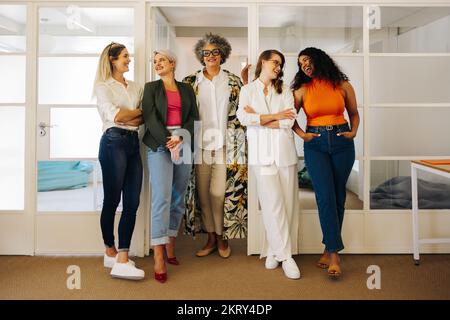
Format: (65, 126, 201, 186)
(252, 164, 299, 261)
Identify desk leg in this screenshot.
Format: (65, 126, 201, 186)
(411, 165, 420, 265)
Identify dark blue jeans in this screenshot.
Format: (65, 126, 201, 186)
(98, 127, 143, 251)
(304, 123, 355, 253)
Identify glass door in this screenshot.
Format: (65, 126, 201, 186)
(35, 3, 145, 255)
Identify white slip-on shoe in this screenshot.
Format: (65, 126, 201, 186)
(104, 253, 135, 268)
(110, 261, 145, 280)
(282, 258, 301, 279)
(265, 255, 279, 269)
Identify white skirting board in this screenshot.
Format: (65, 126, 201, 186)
(2, 210, 449, 256)
(33, 212, 146, 257)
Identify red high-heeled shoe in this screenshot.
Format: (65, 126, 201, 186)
(154, 272, 167, 283)
(167, 257, 180, 265)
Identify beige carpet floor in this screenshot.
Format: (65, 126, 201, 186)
(1, 234, 449, 300)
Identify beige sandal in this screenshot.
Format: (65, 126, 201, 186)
(316, 255, 330, 269)
(327, 264, 342, 278)
(195, 245, 217, 257)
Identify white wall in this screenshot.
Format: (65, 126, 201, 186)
(398, 15, 450, 53)
(260, 27, 363, 54)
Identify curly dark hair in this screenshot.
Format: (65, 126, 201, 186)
(194, 33, 232, 66)
(291, 47, 349, 91)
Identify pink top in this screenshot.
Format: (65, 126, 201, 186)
(166, 89, 182, 127)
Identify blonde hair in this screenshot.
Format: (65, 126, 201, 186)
(92, 42, 126, 97)
(153, 49, 177, 71)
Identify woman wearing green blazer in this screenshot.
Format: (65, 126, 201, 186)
(141, 50, 199, 283)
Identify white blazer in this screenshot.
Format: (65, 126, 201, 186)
(237, 79, 298, 167)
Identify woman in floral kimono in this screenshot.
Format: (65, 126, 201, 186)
(183, 33, 247, 258)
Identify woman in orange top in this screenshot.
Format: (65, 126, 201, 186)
(292, 47, 360, 278)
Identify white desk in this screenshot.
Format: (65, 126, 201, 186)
(411, 160, 450, 265)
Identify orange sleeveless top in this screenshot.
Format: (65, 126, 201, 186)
(303, 79, 347, 126)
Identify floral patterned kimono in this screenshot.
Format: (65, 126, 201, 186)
(182, 69, 248, 239)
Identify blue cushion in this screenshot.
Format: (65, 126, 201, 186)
(38, 161, 94, 192)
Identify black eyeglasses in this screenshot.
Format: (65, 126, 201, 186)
(202, 49, 221, 57)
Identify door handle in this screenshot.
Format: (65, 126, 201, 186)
(38, 122, 56, 136)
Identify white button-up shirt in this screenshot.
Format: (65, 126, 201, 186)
(196, 68, 230, 151)
(237, 79, 298, 167)
(94, 77, 143, 132)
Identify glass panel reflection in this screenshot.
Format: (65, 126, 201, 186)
(371, 160, 450, 209)
(37, 160, 122, 212)
(259, 6, 363, 54)
(299, 159, 364, 210)
(370, 7, 450, 53)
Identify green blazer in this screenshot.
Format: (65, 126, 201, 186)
(141, 79, 199, 151)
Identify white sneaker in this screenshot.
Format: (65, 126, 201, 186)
(265, 255, 279, 269)
(103, 253, 135, 268)
(110, 261, 145, 280)
(282, 258, 301, 279)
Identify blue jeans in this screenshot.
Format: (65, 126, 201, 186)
(304, 123, 355, 253)
(147, 146, 191, 245)
(98, 127, 143, 251)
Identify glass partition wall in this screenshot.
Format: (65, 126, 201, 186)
(2, 1, 450, 255)
(149, 6, 248, 81)
(368, 6, 450, 211)
(258, 4, 450, 213)
(259, 5, 365, 210)
(147, 3, 450, 215)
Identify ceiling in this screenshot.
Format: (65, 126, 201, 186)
(38, 7, 133, 27)
(1, 5, 450, 35)
(159, 7, 248, 28)
(0, 5, 26, 24)
(380, 7, 450, 27)
(258, 6, 363, 28)
(159, 5, 450, 29)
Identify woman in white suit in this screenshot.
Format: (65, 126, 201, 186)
(237, 50, 301, 279)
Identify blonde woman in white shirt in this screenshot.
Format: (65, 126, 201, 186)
(93, 42, 145, 280)
(237, 49, 301, 279)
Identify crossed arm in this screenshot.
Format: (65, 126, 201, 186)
(114, 108, 144, 126)
(243, 106, 297, 129)
(95, 83, 144, 127)
(236, 86, 297, 129)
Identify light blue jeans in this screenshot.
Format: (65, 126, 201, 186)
(147, 146, 192, 246)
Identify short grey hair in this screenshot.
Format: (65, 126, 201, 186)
(154, 49, 177, 68)
(194, 33, 232, 66)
